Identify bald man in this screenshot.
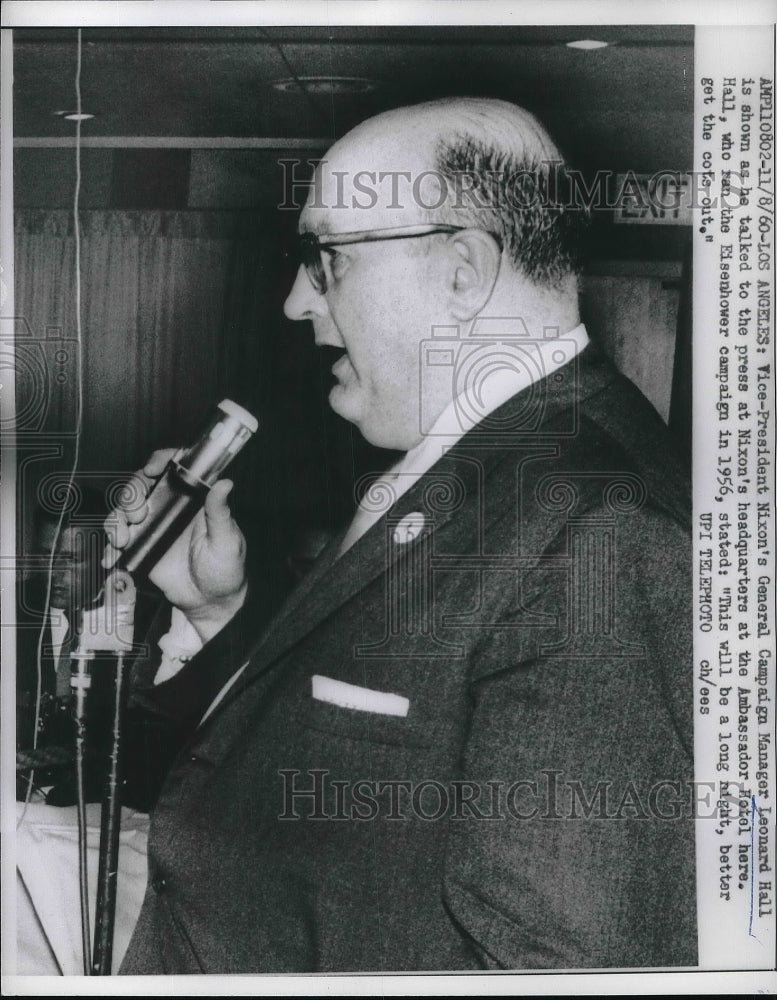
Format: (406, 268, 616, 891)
(114, 99, 696, 973)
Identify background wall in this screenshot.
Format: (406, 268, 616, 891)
(10, 25, 694, 567)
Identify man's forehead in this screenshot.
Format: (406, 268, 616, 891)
(299, 133, 443, 235)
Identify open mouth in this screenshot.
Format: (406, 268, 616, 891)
(331, 353, 353, 384)
(318, 346, 348, 388)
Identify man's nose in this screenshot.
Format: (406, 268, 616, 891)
(283, 265, 329, 321)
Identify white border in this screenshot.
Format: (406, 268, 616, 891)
(2, 0, 777, 29)
(1, 2, 776, 996)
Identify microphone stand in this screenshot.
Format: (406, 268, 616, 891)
(92, 647, 128, 975)
(74, 399, 257, 972)
(72, 571, 136, 976)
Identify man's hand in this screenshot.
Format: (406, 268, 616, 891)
(103, 449, 248, 642)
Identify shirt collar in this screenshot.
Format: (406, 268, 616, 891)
(398, 322, 590, 476)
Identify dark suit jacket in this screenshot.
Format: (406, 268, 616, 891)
(121, 345, 697, 973)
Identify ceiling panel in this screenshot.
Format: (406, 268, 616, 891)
(12, 25, 694, 172)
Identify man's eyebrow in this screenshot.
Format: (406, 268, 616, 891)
(298, 214, 336, 237)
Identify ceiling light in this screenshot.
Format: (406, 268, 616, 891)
(566, 39, 609, 51)
(271, 76, 377, 95)
(53, 110, 96, 121)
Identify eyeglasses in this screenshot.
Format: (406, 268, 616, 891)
(296, 223, 468, 294)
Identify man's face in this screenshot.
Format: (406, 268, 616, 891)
(283, 133, 451, 452)
(36, 522, 99, 611)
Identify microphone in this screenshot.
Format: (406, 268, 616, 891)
(117, 399, 259, 578)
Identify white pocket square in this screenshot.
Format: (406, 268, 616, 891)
(311, 675, 410, 717)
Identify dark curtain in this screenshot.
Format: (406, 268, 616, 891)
(13, 209, 370, 568)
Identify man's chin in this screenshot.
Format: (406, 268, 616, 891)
(327, 387, 410, 450)
(328, 383, 359, 422)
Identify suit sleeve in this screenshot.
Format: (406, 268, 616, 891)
(442, 506, 697, 969)
(130, 574, 287, 732)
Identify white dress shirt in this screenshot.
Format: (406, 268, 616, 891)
(48, 606, 69, 662)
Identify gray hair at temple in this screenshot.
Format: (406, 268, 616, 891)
(420, 97, 588, 289)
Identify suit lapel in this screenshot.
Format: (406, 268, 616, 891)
(243, 472, 460, 675)
(209, 343, 618, 716)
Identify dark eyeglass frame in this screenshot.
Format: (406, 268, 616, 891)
(296, 223, 470, 294)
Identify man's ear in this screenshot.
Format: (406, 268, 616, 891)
(447, 229, 502, 320)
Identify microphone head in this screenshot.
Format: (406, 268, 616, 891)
(178, 400, 260, 488)
(217, 399, 259, 435)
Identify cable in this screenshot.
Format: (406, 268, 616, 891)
(256, 28, 332, 124)
(17, 24, 92, 975)
(18, 26, 87, 824)
(71, 27, 92, 976)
